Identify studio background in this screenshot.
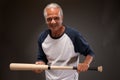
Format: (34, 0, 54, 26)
(0, 0, 120, 80)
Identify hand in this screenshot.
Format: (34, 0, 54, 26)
(33, 61, 45, 73)
(77, 63, 89, 73)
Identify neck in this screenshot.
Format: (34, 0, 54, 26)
(51, 26, 65, 38)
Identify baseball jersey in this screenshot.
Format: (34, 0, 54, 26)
(37, 26, 94, 80)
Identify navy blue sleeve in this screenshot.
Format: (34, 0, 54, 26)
(75, 32, 95, 56)
(65, 26, 95, 56)
(37, 30, 48, 64)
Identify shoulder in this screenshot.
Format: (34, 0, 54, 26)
(65, 26, 82, 37)
(39, 29, 49, 37)
(38, 29, 49, 42)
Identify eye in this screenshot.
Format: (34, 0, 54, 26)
(46, 17, 60, 22)
(47, 18, 52, 22)
(54, 17, 60, 20)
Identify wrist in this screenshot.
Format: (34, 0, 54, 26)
(83, 62, 90, 67)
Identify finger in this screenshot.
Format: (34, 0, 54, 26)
(77, 64, 82, 73)
(77, 63, 89, 72)
(33, 69, 43, 73)
(35, 61, 45, 65)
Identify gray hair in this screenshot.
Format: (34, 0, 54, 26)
(43, 3, 63, 17)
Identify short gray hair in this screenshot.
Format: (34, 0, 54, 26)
(43, 3, 63, 17)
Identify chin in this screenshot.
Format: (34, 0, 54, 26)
(49, 26, 57, 30)
(51, 27, 59, 31)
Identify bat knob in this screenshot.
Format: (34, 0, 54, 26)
(98, 66, 103, 72)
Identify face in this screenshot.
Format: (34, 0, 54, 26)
(45, 8, 63, 31)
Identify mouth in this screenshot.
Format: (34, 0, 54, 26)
(49, 24, 58, 28)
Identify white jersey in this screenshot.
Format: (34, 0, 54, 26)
(43, 34, 79, 80)
(37, 26, 94, 80)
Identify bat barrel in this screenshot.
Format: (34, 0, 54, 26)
(10, 63, 48, 70)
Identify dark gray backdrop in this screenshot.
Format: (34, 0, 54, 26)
(1, 0, 120, 80)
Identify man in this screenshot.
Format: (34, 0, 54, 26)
(34, 3, 94, 80)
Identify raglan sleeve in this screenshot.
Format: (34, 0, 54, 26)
(37, 33, 48, 64)
(75, 32, 95, 57)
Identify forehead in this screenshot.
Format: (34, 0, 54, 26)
(46, 8, 60, 17)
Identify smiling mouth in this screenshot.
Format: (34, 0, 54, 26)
(50, 24, 58, 27)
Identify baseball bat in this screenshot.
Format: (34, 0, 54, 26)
(9, 63, 103, 72)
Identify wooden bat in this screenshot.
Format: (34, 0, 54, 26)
(9, 63, 103, 72)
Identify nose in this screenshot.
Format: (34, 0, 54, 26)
(51, 19, 56, 23)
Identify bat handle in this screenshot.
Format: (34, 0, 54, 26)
(73, 66, 103, 72)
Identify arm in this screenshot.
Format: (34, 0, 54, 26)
(83, 54, 93, 65)
(77, 55, 93, 73)
(74, 31, 94, 73)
